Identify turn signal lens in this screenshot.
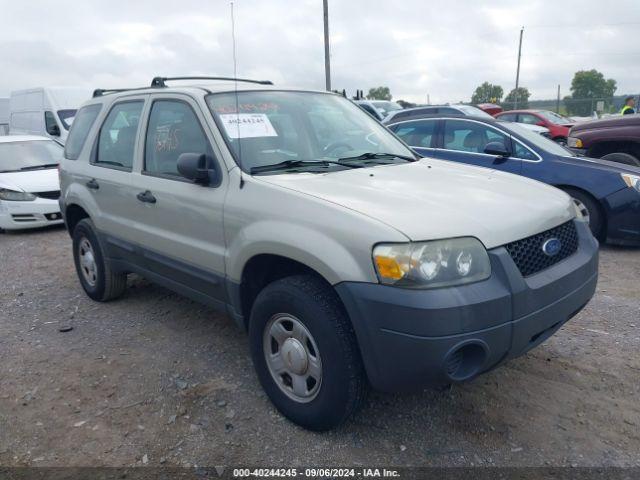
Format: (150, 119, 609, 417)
(567, 137, 583, 149)
(373, 255, 404, 280)
(621, 173, 640, 192)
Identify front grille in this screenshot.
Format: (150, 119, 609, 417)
(505, 221, 578, 277)
(34, 190, 60, 200)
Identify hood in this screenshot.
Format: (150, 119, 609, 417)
(558, 154, 640, 175)
(0, 168, 60, 193)
(519, 124, 550, 134)
(571, 114, 640, 132)
(257, 160, 574, 249)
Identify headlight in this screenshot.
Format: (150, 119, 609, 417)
(0, 189, 36, 201)
(621, 173, 640, 192)
(567, 137, 583, 149)
(373, 237, 491, 289)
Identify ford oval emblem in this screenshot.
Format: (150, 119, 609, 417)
(542, 238, 562, 257)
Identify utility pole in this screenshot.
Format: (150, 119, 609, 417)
(556, 84, 561, 113)
(323, 0, 331, 91)
(514, 26, 524, 109)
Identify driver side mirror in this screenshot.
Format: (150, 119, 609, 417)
(47, 124, 61, 136)
(484, 141, 511, 157)
(177, 153, 215, 185)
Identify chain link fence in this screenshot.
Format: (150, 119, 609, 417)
(499, 95, 638, 117)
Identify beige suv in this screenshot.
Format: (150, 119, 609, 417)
(59, 76, 599, 430)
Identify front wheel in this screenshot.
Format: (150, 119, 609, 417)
(72, 218, 127, 301)
(249, 274, 367, 431)
(563, 188, 603, 240)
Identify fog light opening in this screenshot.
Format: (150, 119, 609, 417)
(445, 342, 487, 382)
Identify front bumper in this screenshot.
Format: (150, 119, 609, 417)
(603, 187, 640, 246)
(336, 221, 599, 392)
(0, 198, 63, 230)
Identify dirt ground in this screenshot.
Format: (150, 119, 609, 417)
(1, 226, 639, 469)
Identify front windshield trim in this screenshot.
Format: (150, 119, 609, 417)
(205, 89, 415, 175)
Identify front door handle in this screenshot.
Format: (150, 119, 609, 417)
(136, 190, 157, 204)
(86, 178, 99, 190)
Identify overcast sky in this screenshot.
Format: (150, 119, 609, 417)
(1, 0, 639, 104)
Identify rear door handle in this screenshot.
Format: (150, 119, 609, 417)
(86, 178, 99, 190)
(136, 190, 157, 204)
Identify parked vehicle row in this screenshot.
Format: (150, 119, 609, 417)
(55, 77, 600, 431)
(386, 114, 640, 246)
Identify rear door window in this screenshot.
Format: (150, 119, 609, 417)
(518, 113, 540, 125)
(64, 104, 101, 160)
(443, 120, 510, 154)
(498, 113, 517, 122)
(96, 101, 143, 170)
(391, 120, 437, 148)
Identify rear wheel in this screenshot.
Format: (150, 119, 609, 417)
(601, 152, 640, 167)
(562, 188, 603, 240)
(72, 218, 127, 301)
(249, 274, 367, 431)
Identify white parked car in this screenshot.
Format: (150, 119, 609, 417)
(0, 135, 64, 231)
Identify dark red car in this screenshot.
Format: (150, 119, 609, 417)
(495, 109, 574, 144)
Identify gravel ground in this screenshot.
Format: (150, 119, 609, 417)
(1, 226, 639, 468)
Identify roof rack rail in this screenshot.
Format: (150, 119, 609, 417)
(92, 88, 133, 98)
(150, 76, 273, 88)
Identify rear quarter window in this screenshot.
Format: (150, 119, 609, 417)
(64, 104, 102, 160)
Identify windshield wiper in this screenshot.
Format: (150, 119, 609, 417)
(338, 152, 417, 163)
(19, 163, 59, 171)
(250, 159, 362, 175)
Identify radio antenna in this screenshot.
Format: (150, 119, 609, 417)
(230, 1, 245, 188)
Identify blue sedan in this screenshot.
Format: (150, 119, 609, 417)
(387, 115, 640, 246)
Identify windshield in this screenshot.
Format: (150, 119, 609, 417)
(0, 140, 63, 172)
(206, 91, 414, 173)
(371, 101, 402, 115)
(456, 105, 494, 119)
(501, 122, 576, 156)
(58, 109, 77, 130)
(537, 110, 572, 124)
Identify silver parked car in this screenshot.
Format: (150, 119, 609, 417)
(59, 76, 598, 430)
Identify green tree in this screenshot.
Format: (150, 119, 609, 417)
(504, 87, 531, 108)
(565, 69, 617, 115)
(471, 82, 504, 104)
(367, 86, 392, 101)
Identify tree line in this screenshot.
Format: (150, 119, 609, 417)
(364, 69, 621, 115)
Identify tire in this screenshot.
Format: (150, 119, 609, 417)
(554, 137, 567, 146)
(249, 274, 367, 431)
(562, 188, 604, 240)
(72, 218, 127, 301)
(601, 152, 640, 167)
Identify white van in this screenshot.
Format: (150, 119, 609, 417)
(0, 98, 8, 135)
(9, 88, 91, 143)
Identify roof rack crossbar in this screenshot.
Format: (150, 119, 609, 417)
(150, 76, 273, 88)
